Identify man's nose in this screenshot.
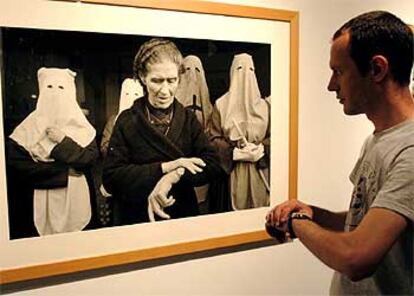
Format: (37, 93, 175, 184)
(327, 75, 336, 92)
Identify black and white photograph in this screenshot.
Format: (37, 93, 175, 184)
(1, 26, 271, 239)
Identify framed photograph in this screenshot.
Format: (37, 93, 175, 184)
(0, 0, 298, 284)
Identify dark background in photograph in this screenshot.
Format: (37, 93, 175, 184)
(0, 27, 271, 141)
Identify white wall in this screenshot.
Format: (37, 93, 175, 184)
(2, 0, 414, 295)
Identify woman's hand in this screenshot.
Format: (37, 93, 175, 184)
(162, 157, 206, 175)
(46, 127, 65, 143)
(233, 142, 264, 162)
(147, 167, 185, 222)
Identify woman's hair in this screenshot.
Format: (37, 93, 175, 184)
(133, 38, 183, 86)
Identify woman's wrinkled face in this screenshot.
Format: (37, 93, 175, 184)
(141, 60, 179, 109)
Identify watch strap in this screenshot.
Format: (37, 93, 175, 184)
(287, 211, 312, 239)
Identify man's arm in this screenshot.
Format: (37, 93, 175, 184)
(292, 207, 407, 281)
(311, 206, 347, 231)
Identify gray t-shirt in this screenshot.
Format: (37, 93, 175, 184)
(330, 120, 414, 295)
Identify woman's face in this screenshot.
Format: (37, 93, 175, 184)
(141, 60, 179, 109)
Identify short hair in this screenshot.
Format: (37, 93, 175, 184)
(333, 11, 413, 86)
(133, 38, 183, 86)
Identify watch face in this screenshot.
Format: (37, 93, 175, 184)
(291, 212, 311, 220)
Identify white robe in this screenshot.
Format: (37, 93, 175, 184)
(10, 67, 96, 235)
(175, 55, 212, 130)
(215, 53, 269, 210)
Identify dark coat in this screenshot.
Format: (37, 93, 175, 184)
(6, 137, 99, 239)
(102, 97, 224, 225)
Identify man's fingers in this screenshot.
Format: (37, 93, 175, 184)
(274, 205, 283, 225)
(280, 207, 292, 223)
(266, 199, 312, 230)
(266, 209, 275, 224)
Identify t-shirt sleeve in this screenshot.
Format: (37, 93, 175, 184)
(371, 146, 414, 223)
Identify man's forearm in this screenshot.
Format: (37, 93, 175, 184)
(311, 205, 347, 231)
(291, 219, 368, 280)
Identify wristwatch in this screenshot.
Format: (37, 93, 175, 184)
(287, 211, 312, 239)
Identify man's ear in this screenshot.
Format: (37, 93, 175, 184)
(370, 55, 388, 82)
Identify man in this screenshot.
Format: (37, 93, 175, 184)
(266, 11, 413, 295)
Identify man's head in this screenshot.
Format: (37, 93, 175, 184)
(334, 11, 413, 86)
(328, 11, 413, 115)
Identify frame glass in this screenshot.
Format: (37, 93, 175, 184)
(0, 0, 298, 285)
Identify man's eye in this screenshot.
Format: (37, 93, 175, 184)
(167, 78, 177, 83)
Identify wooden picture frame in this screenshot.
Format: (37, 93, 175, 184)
(0, 0, 299, 285)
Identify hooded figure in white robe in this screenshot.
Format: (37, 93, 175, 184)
(9, 67, 96, 235)
(209, 53, 270, 210)
(117, 78, 144, 120)
(100, 78, 143, 157)
(175, 55, 213, 205)
(175, 55, 212, 130)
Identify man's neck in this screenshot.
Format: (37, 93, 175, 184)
(366, 85, 414, 132)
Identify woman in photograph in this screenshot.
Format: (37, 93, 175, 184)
(208, 53, 270, 212)
(6, 67, 99, 238)
(102, 38, 223, 225)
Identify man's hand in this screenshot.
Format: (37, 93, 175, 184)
(161, 157, 206, 175)
(266, 199, 313, 229)
(148, 168, 185, 222)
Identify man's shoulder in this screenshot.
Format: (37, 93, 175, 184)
(377, 120, 414, 148)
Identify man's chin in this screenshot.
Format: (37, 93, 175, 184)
(343, 106, 364, 116)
